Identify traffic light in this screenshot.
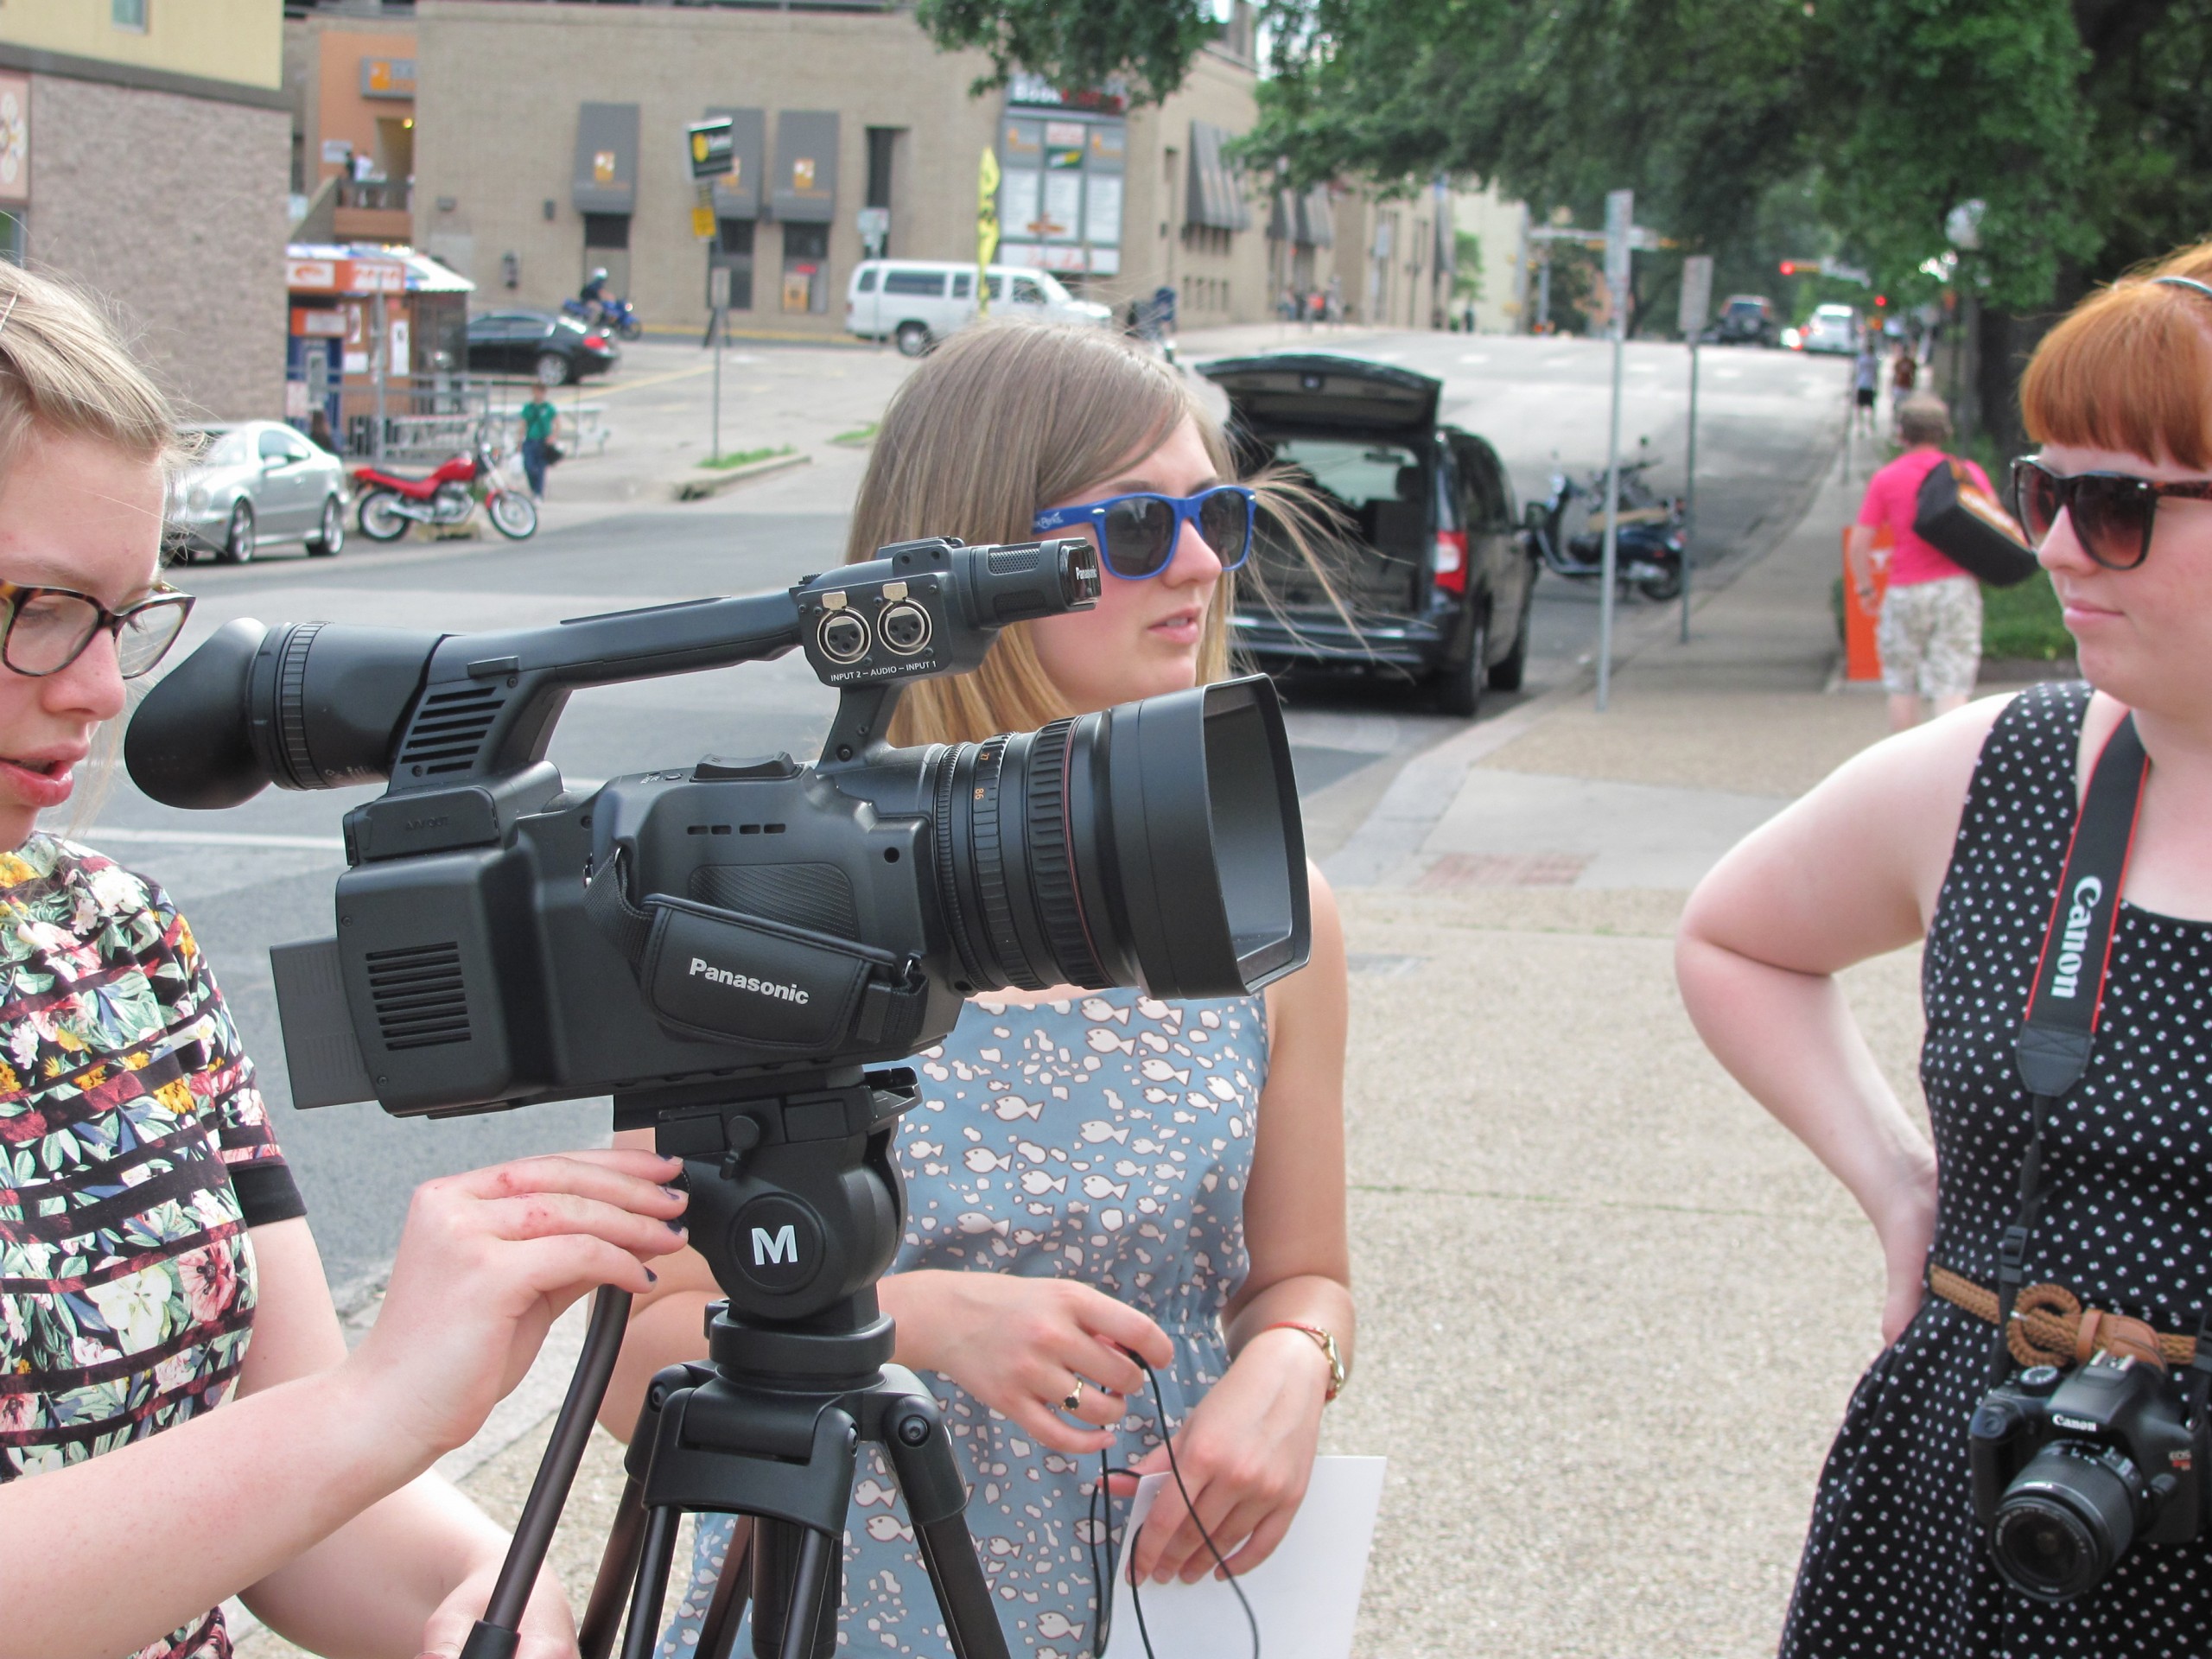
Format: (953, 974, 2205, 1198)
(1875, 294, 1888, 308)
(1778, 260, 1797, 276)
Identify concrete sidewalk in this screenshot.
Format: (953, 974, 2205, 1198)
(240, 459, 1955, 1659)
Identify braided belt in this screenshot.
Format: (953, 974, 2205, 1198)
(1928, 1263, 2196, 1370)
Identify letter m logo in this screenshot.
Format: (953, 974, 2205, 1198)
(751, 1224, 799, 1267)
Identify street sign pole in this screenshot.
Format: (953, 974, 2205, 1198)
(1676, 253, 1713, 645)
(1597, 188, 1632, 711)
(709, 264, 729, 465)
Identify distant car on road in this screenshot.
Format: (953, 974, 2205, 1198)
(1708, 294, 1780, 347)
(844, 260, 1113, 356)
(1802, 303, 1860, 355)
(168, 421, 348, 564)
(464, 310, 619, 385)
(1199, 353, 1541, 718)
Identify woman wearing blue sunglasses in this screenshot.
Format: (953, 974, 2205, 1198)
(617, 321, 1355, 1659)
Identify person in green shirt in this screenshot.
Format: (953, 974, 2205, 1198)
(517, 383, 559, 499)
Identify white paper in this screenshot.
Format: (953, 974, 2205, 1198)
(1101, 1455, 1386, 1659)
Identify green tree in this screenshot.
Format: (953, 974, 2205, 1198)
(914, 0, 1223, 104)
(1452, 230, 1484, 302)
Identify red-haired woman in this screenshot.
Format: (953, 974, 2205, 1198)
(1680, 243, 2212, 1650)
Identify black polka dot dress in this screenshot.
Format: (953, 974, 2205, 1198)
(1783, 683, 2212, 1655)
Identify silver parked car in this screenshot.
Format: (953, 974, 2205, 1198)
(168, 421, 349, 563)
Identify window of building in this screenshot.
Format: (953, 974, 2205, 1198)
(111, 0, 149, 29)
(782, 221, 830, 314)
(0, 212, 24, 267)
(713, 218, 755, 311)
(865, 128, 898, 211)
(582, 213, 630, 251)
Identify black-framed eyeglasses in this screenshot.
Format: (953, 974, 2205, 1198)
(2010, 457, 2212, 571)
(0, 579, 194, 679)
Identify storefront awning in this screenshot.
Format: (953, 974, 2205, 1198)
(1185, 122, 1250, 232)
(572, 102, 639, 214)
(772, 111, 839, 224)
(707, 106, 766, 219)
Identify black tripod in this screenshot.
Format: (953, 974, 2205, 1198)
(454, 1068, 1012, 1659)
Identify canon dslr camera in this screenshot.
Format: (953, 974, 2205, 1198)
(1971, 1350, 2209, 1601)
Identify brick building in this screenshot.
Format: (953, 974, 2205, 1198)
(0, 0, 289, 419)
(410, 0, 1310, 335)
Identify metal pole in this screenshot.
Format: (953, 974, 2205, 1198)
(1681, 338, 1698, 644)
(1596, 188, 1631, 711)
(711, 305, 722, 465)
(371, 291, 388, 463)
(1599, 315, 1623, 710)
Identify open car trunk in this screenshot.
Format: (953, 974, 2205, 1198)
(1204, 355, 1444, 620)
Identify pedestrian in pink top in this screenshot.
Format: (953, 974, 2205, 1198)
(1847, 396, 1992, 731)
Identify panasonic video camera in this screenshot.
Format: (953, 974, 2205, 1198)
(124, 537, 1311, 1128)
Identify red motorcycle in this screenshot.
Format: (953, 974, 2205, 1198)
(353, 439, 537, 542)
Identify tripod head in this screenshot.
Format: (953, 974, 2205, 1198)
(616, 1069, 915, 1375)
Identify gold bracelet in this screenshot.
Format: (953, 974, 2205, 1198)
(1259, 1320, 1347, 1402)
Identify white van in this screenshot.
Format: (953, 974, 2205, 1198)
(845, 261, 1114, 355)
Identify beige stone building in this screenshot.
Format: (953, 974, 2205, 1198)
(0, 0, 289, 418)
(410, 0, 1340, 336)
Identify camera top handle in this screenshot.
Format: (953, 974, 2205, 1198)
(124, 537, 1101, 819)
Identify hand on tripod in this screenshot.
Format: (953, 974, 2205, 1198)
(343, 1150, 690, 1466)
(880, 1269, 1174, 1452)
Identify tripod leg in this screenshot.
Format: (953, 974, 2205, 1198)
(696, 1518, 755, 1659)
(580, 1475, 649, 1659)
(880, 1394, 1013, 1659)
(748, 1518, 841, 1659)
(618, 1507, 680, 1659)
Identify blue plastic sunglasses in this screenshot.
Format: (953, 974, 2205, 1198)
(1032, 485, 1255, 579)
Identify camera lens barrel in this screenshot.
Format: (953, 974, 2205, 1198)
(1990, 1442, 2145, 1602)
(925, 675, 1307, 1000)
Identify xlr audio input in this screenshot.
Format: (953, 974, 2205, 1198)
(818, 610, 870, 664)
(878, 600, 932, 655)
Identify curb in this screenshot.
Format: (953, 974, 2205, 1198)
(671, 449, 810, 502)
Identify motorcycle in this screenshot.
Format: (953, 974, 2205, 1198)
(1523, 453, 1685, 602)
(352, 440, 538, 543)
(562, 294, 643, 340)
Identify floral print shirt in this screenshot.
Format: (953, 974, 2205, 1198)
(0, 835, 303, 1659)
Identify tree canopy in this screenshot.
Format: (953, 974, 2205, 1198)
(1249, 0, 2212, 316)
(913, 0, 1224, 105)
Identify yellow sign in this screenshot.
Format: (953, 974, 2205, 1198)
(976, 147, 1001, 313)
(592, 149, 616, 186)
(691, 131, 710, 166)
(692, 204, 716, 240)
(793, 157, 816, 192)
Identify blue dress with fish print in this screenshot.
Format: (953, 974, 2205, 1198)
(658, 985, 1268, 1659)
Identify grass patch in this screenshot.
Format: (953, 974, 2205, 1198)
(696, 444, 797, 472)
(1982, 569, 2073, 659)
(830, 422, 879, 447)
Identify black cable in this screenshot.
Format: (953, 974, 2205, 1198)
(1084, 1355, 1259, 1659)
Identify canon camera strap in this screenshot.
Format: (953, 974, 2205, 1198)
(1991, 710, 2150, 1382)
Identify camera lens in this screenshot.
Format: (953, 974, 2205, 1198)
(926, 676, 1307, 999)
(1990, 1443, 2144, 1602)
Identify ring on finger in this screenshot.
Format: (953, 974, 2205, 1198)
(1061, 1378, 1085, 1413)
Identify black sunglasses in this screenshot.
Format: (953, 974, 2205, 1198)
(2010, 457, 2212, 571)
(0, 578, 195, 679)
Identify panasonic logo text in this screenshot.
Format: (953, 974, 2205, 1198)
(2050, 876, 2105, 1000)
(688, 957, 810, 1004)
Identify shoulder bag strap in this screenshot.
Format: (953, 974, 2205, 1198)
(1989, 711, 2150, 1381)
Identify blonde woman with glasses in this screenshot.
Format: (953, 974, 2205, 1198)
(0, 264, 687, 1659)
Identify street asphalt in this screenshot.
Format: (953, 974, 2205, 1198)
(79, 323, 1903, 1659)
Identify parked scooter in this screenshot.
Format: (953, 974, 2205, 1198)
(353, 440, 537, 542)
(1523, 452, 1685, 601)
(562, 294, 643, 340)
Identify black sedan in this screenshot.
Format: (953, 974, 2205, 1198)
(464, 310, 619, 386)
